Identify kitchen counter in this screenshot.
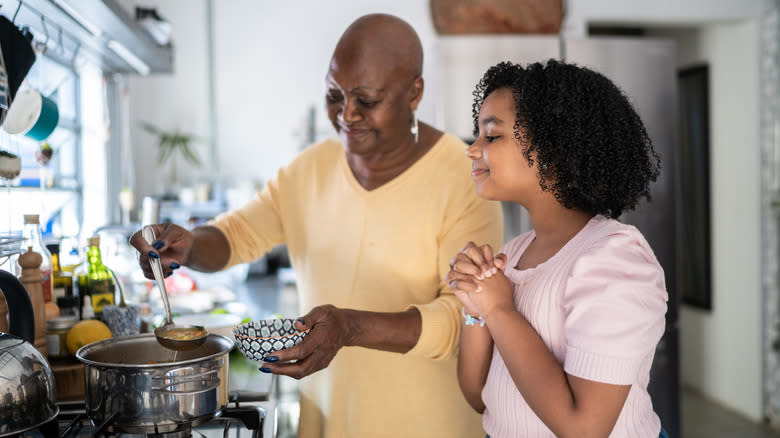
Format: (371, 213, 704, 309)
(228, 348, 275, 402)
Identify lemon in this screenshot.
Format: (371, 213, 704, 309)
(66, 319, 112, 354)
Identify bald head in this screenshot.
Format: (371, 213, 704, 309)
(332, 14, 423, 79)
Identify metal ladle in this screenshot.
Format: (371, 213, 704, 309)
(142, 225, 208, 351)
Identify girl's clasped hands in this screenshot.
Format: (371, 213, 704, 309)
(446, 241, 512, 324)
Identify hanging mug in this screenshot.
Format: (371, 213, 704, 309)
(2, 88, 59, 141)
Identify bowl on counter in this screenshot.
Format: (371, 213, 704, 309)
(233, 318, 309, 361)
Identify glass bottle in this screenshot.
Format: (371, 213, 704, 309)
(22, 214, 53, 303)
(72, 248, 87, 320)
(85, 236, 115, 319)
(47, 243, 73, 301)
(59, 238, 82, 274)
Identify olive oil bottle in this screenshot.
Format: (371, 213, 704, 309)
(75, 236, 115, 319)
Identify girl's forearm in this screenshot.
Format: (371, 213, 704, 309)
(457, 322, 493, 412)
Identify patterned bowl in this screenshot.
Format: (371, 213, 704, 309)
(233, 318, 309, 361)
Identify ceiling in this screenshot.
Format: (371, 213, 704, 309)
(2, 0, 172, 74)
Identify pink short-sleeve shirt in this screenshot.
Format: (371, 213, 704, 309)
(481, 216, 668, 438)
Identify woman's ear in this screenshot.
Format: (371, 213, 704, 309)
(409, 76, 424, 111)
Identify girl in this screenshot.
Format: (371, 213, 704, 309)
(446, 60, 669, 438)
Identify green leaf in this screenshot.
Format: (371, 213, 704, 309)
(180, 144, 201, 165)
(158, 144, 174, 166)
(141, 122, 161, 135)
(142, 122, 203, 168)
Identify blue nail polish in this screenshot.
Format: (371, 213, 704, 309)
(152, 240, 164, 250)
(296, 318, 306, 326)
(148, 251, 159, 259)
(259, 367, 272, 373)
(165, 271, 173, 277)
(263, 356, 279, 362)
(170, 262, 180, 269)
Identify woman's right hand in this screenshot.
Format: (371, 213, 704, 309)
(129, 223, 193, 279)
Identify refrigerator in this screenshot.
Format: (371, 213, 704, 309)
(434, 36, 681, 437)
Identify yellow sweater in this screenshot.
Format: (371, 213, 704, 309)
(212, 133, 503, 437)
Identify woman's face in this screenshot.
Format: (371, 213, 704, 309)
(466, 87, 539, 203)
(325, 55, 419, 156)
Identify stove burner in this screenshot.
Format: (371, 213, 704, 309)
(45, 400, 264, 438)
(146, 429, 191, 438)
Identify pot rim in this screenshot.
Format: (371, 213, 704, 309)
(75, 333, 234, 368)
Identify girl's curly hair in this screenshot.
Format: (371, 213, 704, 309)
(472, 59, 661, 219)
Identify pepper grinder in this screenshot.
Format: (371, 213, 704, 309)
(18, 246, 48, 357)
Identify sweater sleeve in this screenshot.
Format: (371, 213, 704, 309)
(406, 192, 504, 360)
(210, 171, 286, 269)
(562, 228, 668, 385)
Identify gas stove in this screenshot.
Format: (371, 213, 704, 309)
(21, 399, 265, 438)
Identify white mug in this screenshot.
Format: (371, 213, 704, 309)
(2, 88, 59, 141)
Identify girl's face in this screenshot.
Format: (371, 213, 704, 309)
(466, 87, 540, 204)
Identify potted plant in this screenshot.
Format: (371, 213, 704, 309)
(141, 123, 202, 191)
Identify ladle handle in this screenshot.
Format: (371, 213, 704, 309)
(142, 226, 173, 326)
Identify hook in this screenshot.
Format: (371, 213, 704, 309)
(57, 25, 64, 56)
(12, 1, 21, 23)
(70, 41, 82, 68)
(35, 14, 48, 54)
(40, 15, 49, 44)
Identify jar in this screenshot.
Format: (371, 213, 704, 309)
(46, 315, 79, 360)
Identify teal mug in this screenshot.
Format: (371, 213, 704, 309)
(2, 88, 59, 141)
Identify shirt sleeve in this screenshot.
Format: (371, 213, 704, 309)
(210, 170, 286, 269)
(563, 228, 668, 385)
(406, 193, 504, 360)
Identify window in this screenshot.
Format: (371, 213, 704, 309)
(1, 52, 106, 270)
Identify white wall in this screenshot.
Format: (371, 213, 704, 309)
(120, 0, 439, 199)
(122, 0, 770, 193)
(118, 0, 212, 201)
(651, 23, 763, 421)
(211, 1, 438, 185)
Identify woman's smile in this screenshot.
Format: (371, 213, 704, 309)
(342, 126, 371, 138)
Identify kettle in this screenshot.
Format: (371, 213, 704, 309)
(0, 269, 59, 437)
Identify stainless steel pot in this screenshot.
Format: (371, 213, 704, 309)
(0, 269, 58, 437)
(76, 332, 233, 434)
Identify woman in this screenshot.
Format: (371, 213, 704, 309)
(131, 13, 503, 438)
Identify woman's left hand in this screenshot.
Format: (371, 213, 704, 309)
(256, 305, 352, 379)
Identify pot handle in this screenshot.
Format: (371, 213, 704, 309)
(152, 368, 221, 395)
(0, 269, 34, 342)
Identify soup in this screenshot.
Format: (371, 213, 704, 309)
(159, 327, 207, 340)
